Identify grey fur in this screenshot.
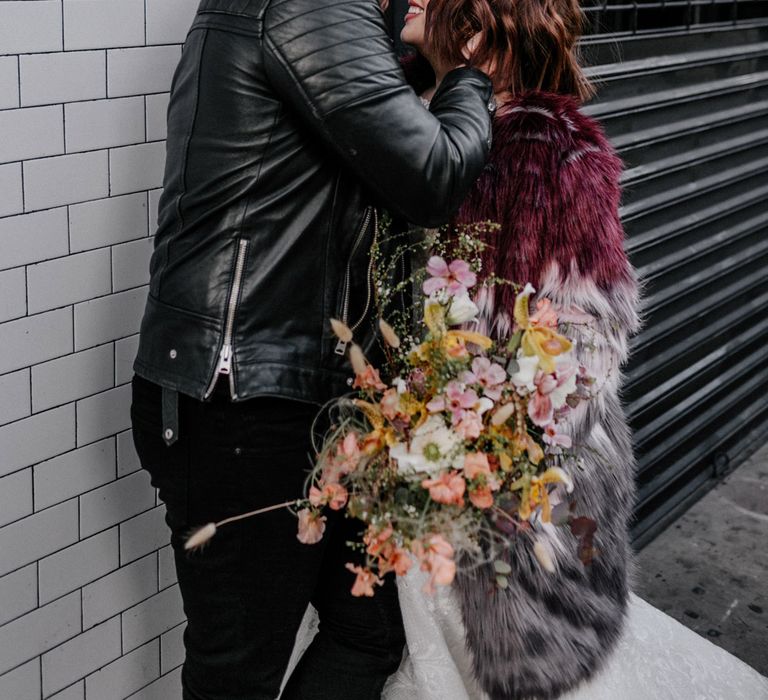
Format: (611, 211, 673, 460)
(456, 269, 641, 699)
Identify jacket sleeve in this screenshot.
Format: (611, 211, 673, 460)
(261, 0, 493, 227)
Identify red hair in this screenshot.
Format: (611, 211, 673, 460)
(425, 0, 594, 101)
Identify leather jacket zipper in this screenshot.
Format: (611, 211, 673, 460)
(335, 207, 375, 354)
(205, 238, 249, 399)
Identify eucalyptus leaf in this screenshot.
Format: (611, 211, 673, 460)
(506, 330, 523, 354)
(494, 560, 512, 575)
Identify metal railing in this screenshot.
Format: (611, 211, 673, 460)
(584, 0, 768, 35)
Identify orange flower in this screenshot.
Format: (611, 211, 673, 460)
(380, 388, 402, 421)
(510, 431, 544, 465)
(421, 471, 466, 507)
(469, 485, 495, 509)
(346, 563, 383, 597)
(309, 483, 349, 511)
(463, 453, 492, 480)
(413, 534, 457, 593)
(364, 523, 394, 556)
(353, 365, 387, 391)
(381, 546, 414, 576)
(296, 509, 326, 545)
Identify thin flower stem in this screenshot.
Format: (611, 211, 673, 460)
(215, 500, 299, 528)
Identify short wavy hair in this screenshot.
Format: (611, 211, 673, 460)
(425, 0, 594, 101)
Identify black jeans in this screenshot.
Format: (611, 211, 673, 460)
(131, 376, 405, 700)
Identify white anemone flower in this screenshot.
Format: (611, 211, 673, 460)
(510, 354, 539, 392)
(446, 292, 479, 326)
(390, 416, 462, 477)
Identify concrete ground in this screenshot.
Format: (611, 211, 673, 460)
(635, 441, 768, 675)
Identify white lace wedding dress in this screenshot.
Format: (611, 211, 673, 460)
(284, 568, 768, 700)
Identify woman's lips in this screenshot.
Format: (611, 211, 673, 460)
(404, 3, 424, 22)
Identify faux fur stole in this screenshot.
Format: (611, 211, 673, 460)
(400, 53, 636, 324)
(453, 91, 633, 317)
(402, 57, 642, 699)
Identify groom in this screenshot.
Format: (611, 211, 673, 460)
(130, 1, 493, 698)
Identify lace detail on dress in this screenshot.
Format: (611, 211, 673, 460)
(379, 569, 768, 700)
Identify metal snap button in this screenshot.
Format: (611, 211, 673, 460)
(234, 447, 242, 456)
(164, 428, 174, 441)
(346, 377, 354, 386)
(169, 349, 178, 359)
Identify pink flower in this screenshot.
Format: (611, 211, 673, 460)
(297, 509, 326, 545)
(455, 410, 483, 439)
(427, 381, 479, 425)
(421, 471, 466, 506)
(423, 256, 477, 297)
(528, 364, 578, 427)
(353, 365, 387, 391)
(346, 564, 383, 597)
(530, 298, 559, 328)
(460, 357, 507, 401)
(529, 375, 555, 426)
(543, 424, 572, 450)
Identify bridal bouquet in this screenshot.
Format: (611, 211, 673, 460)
(187, 224, 599, 597)
(295, 241, 598, 597)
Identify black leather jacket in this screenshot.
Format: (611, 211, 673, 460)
(134, 0, 493, 405)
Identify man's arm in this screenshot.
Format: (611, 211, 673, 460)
(262, 0, 493, 227)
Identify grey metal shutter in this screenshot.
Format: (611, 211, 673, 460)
(582, 13, 768, 546)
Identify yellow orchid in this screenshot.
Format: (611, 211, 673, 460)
(353, 400, 397, 452)
(513, 285, 571, 373)
(510, 467, 573, 522)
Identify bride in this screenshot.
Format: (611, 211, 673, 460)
(288, 0, 768, 698)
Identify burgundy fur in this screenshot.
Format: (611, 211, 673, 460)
(453, 91, 631, 314)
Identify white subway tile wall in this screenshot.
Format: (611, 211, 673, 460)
(0, 3, 199, 697)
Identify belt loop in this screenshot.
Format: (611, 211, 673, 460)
(162, 387, 179, 446)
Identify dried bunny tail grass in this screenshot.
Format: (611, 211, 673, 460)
(533, 538, 556, 573)
(349, 344, 367, 375)
(491, 402, 517, 426)
(330, 318, 353, 343)
(378, 319, 401, 348)
(185, 523, 217, 551)
(184, 500, 301, 551)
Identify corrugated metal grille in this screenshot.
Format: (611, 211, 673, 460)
(585, 0, 768, 35)
(583, 17, 768, 546)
